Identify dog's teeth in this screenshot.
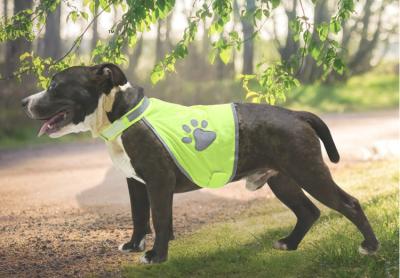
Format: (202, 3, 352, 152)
(48, 124, 52, 129)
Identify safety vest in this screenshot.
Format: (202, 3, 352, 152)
(100, 97, 238, 188)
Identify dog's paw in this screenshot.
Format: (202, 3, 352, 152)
(272, 240, 288, 250)
(139, 250, 167, 264)
(358, 240, 380, 255)
(118, 237, 146, 253)
(272, 239, 297, 251)
(181, 119, 216, 151)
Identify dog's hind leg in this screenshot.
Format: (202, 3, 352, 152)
(267, 173, 320, 251)
(289, 162, 379, 255)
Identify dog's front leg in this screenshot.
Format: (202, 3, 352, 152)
(119, 178, 151, 252)
(140, 182, 174, 264)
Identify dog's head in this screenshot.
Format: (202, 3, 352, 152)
(22, 63, 136, 138)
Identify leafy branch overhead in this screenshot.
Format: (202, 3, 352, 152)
(0, 0, 356, 103)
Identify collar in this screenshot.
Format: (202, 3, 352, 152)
(100, 96, 150, 141)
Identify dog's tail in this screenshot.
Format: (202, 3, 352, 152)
(296, 111, 340, 163)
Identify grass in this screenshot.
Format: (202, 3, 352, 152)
(286, 72, 399, 113)
(123, 159, 399, 278)
(0, 126, 91, 150)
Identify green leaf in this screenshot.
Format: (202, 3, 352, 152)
(317, 22, 329, 41)
(174, 44, 188, 59)
(303, 30, 311, 43)
(150, 66, 165, 84)
(270, 0, 280, 9)
(330, 19, 341, 34)
(166, 62, 175, 72)
(89, 2, 96, 13)
(311, 46, 320, 61)
(128, 35, 137, 47)
(219, 46, 232, 64)
(307, 40, 322, 62)
(333, 58, 345, 74)
(245, 91, 259, 99)
(19, 52, 31, 61)
(67, 11, 79, 23)
(99, 0, 108, 10)
(254, 9, 262, 20)
(81, 12, 89, 21)
(289, 19, 300, 33)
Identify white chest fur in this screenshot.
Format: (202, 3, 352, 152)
(106, 136, 145, 184)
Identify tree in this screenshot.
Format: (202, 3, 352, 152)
(339, 0, 394, 78)
(127, 35, 143, 76)
(3, 0, 8, 20)
(275, 0, 397, 84)
(42, 3, 62, 59)
(91, 0, 99, 52)
(241, 0, 255, 74)
(0, 0, 359, 103)
(4, 0, 33, 77)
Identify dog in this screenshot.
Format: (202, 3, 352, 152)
(21, 63, 379, 263)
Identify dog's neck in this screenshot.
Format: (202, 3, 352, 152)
(86, 82, 144, 137)
(106, 83, 144, 123)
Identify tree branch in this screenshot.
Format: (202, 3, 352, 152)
(54, 5, 108, 64)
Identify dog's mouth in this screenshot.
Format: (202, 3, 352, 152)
(38, 110, 72, 137)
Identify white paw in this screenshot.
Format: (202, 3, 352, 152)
(139, 255, 151, 264)
(118, 238, 146, 253)
(118, 243, 131, 253)
(358, 245, 378, 256)
(273, 241, 288, 250)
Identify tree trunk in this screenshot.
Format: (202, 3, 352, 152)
(297, 0, 330, 83)
(91, 0, 99, 52)
(5, 0, 33, 77)
(278, 0, 299, 63)
(201, 21, 208, 56)
(346, 0, 382, 75)
(327, 0, 389, 82)
(3, 0, 8, 20)
(241, 0, 255, 74)
(155, 20, 164, 62)
(42, 3, 61, 59)
(1, 0, 8, 66)
(165, 15, 172, 52)
(128, 35, 143, 77)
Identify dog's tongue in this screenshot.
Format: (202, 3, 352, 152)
(38, 111, 65, 137)
(38, 121, 52, 137)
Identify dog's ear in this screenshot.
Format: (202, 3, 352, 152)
(96, 63, 127, 87)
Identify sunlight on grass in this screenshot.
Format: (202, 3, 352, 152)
(123, 159, 399, 277)
(287, 73, 399, 113)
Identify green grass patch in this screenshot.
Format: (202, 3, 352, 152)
(123, 160, 399, 277)
(0, 126, 91, 150)
(286, 73, 399, 113)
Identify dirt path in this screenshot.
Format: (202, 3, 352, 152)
(0, 110, 398, 277)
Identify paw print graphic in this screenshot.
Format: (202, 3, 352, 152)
(181, 119, 217, 151)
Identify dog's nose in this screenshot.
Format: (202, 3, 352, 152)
(21, 97, 29, 108)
